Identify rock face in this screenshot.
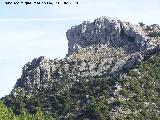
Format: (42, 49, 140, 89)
(14, 16, 160, 94)
(66, 16, 149, 55)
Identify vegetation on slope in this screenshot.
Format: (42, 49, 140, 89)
(0, 100, 55, 120)
(1, 53, 160, 120)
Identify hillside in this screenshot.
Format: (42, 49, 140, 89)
(1, 17, 160, 120)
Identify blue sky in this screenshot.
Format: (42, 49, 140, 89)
(0, 0, 160, 98)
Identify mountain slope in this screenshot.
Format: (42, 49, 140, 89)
(1, 17, 160, 120)
(2, 53, 160, 119)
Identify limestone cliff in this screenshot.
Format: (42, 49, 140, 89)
(2, 16, 160, 120)
(66, 16, 150, 55)
(14, 17, 160, 93)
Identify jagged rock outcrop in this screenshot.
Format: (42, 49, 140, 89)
(66, 16, 149, 55)
(13, 16, 160, 95)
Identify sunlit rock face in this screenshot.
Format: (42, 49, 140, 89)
(13, 17, 160, 95)
(66, 16, 149, 55)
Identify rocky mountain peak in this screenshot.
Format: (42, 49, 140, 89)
(13, 16, 160, 94)
(66, 16, 149, 55)
(2, 16, 160, 120)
